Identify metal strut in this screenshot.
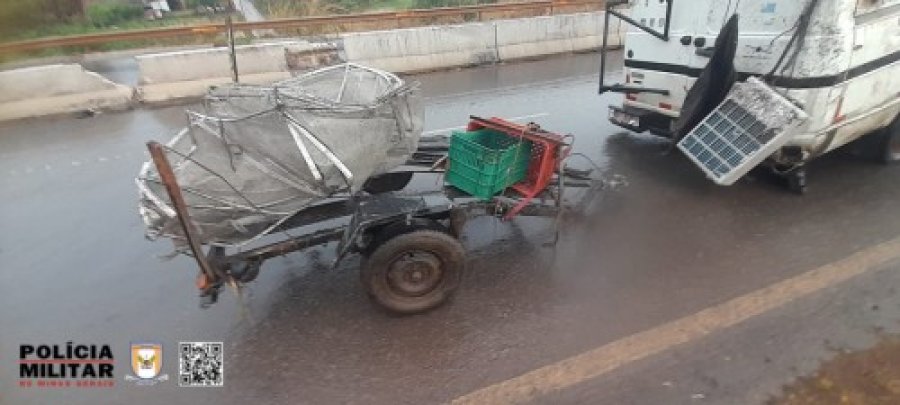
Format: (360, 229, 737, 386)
(146, 141, 221, 287)
(598, 0, 674, 95)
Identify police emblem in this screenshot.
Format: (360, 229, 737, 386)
(125, 342, 168, 385)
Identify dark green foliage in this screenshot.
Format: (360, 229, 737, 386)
(0, 0, 82, 37)
(185, 0, 221, 8)
(86, 3, 144, 28)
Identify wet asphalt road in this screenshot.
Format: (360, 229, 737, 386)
(2, 52, 900, 405)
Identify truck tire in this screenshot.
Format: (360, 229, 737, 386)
(360, 229, 465, 315)
(786, 168, 807, 195)
(880, 115, 900, 164)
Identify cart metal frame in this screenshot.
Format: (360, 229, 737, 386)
(146, 117, 593, 313)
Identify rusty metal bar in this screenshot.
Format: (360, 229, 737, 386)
(0, 25, 221, 52)
(468, 115, 566, 143)
(0, 0, 604, 54)
(146, 141, 220, 283)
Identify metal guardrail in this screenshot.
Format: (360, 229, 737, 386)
(0, 0, 604, 55)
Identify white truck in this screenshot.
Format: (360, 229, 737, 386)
(600, 0, 900, 191)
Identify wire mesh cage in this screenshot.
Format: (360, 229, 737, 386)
(137, 63, 423, 246)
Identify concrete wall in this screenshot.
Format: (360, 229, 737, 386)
(0, 64, 133, 121)
(136, 41, 339, 104)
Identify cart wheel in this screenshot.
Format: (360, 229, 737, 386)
(361, 229, 465, 315)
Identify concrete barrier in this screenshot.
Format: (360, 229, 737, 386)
(495, 12, 615, 61)
(0, 64, 133, 121)
(341, 11, 624, 74)
(137, 12, 621, 103)
(136, 41, 339, 104)
(340, 23, 497, 73)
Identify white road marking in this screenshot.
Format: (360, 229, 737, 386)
(422, 113, 550, 136)
(451, 236, 900, 405)
(72, 161, 82, 166)
(97, 156, 108, 162)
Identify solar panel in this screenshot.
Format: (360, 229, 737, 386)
(677, 77, 808, 186)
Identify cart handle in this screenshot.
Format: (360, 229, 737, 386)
(146, 141, 222, 286)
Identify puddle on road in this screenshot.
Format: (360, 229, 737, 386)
(771, 335, 900, 405)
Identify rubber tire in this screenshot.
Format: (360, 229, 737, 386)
(879, 116, 900, 164)
(360, 230, 465, 315)
(360, 219, 450, 295)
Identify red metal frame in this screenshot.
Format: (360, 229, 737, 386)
(465, 116, 571, 219)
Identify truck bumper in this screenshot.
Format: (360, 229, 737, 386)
(609, 105, 676, 139)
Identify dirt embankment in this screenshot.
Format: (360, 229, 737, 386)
(772, 336, 900, 405)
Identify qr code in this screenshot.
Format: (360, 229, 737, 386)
(178, 342, 224, 387)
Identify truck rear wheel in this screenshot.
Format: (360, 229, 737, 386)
(785, 167, 808, 195)
(361, 228, 465, 314)
(880, 116, 900, 164)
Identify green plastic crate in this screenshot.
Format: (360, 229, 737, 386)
(446, 129, 532, 200)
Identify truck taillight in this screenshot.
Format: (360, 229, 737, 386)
(832, 96, 846, 124)
(659, 102, 673, 110)
(626, 93, 637, 101)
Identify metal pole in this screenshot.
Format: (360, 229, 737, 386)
(663, 0, 673, 40)
(146, 141, 220, 284)
(598, 3, 611, 93)
(226, 15, 239, 83)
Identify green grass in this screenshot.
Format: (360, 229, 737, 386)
(370, 0, 416, 10)
(7, 13, 225, 43)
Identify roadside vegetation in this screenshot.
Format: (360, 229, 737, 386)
(259, 0, 498, 18)
(0, 0, 501, 45)
(0, 0, 507, 62)
(1, 0, 229, 43)
(1, 0, 501, 43)
(0, 0, 234, 62)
